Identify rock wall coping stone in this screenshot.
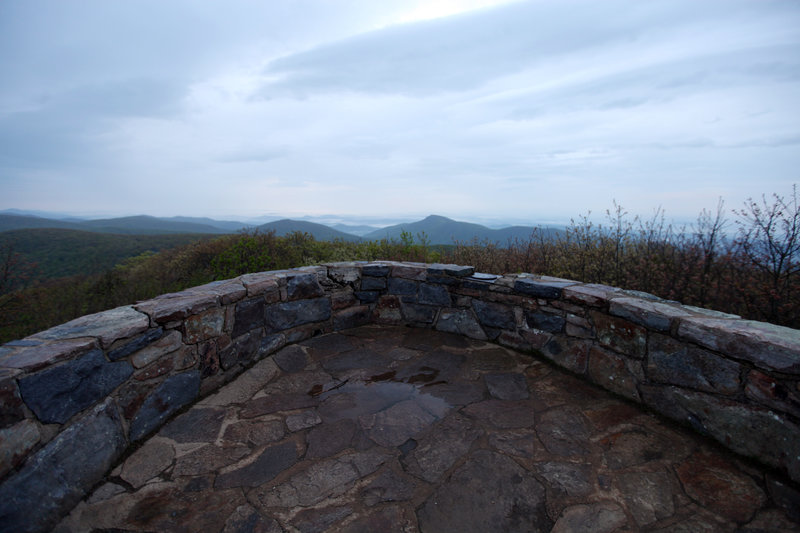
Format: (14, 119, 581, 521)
(0, 260, 799, 531)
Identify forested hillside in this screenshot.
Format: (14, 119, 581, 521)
(0, 228, 215, 282)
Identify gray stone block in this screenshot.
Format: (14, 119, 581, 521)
(287, 273, 324, 301)
(419, 283, 451, 306)
(355, 291, 379, 303)
(514, 278, 576, 299)
(426, 264, 475, 277)
(0, 400, 126, 533)
(590, 311, 646, 359)
(29, 306, 150, 348)
(436, 309, 487, 340)
(640, 385, 800, 483)
(232, 297, 267, 338)
(134, 291, 219, 324)
(265, 298, 331, 331)
(107, 327, 163, 361)
(472, 300, 515, 330)
(387, 277, 417, 296)
(677, 317, 800, 375)
(609, 297, 690, 332)
(360, 276, 387, 290)
(129, 370, 201, 441)
(333, 306, 372, 330)
(402, 303, 437, 324)
(19, 349, 133, 424)
(647, 333, 740, 395)
(526, 311, 565, 333)
(361, 264, 390, 277)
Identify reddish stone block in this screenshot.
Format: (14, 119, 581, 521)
(676, 451, 766, 523)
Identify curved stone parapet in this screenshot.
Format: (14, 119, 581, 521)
(0, 261, 799, 531)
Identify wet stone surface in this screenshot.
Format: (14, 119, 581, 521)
(56, 325, 799, 532)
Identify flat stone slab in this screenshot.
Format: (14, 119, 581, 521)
(57, 326, 800, 532)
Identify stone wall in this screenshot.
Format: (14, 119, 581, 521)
(1, 261, 799, 531)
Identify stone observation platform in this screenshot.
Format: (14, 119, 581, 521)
(57, 325, 798, 532)
(1, 261, 799, 531)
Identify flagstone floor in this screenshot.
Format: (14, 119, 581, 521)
(56, 325, 798, 532)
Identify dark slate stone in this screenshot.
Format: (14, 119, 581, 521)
(388, 277, 417, 297)
(461, 280, 492, 291)
(417, 450, 550, 532)
(18, 349, 133, 424)
(647, 333, 740, 395)
(260, 333, 286, 356)
(436, 309, 487, 340)
(425, 274, 460, 286)
(233, 330, 265, 367)
(485, 373, 530, 400)
(540, 337, 589, 374)
(360, 276, 387, 290)
(640, 384, 800, 482)
(362, 264, 390, 277)
(223, 504, 283, 533)
(107, 328, 163, 361)
(220, 331, 263, 370)
(355, 291, 379, 303)
(534, 462, 594, 499)
(402, 303, 437, 324)
(292, 505, 352, 533)
(233, 297, 267, 338)
(287, 273, 324, 301)
(525, 311, 566, 333)
(214, 441, 298, 489)
(514, 278, 574, 299)
(472, 300, 515, 330)
(0, 400, 126, 533)
(273, 345, 308, 373)
(265, 298, 332, 331)
(307, 419, 357, 459)
(160, 407, 226, 443)
(129, 370, 201, 441)
(0, 375, 25, 429)
(419, 283, 451, 306)
(767, 476, 800, 523)
(360, 469, 416, 506)
(334, 306, 372, 330)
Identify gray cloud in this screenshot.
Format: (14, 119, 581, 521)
(258, 0, 798, 99)
(0, 0, 798, 221)
(260, 1, 641, 97)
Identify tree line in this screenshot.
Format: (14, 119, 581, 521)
(1, 186, 797, 343)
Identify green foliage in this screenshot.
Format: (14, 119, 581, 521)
(0, 228, 213, 283)
(211, 232, 275, 279)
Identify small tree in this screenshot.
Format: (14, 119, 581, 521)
(0, 243, 36, 297)
(694, 198, 727, 307)
(734, 185, 800, 322)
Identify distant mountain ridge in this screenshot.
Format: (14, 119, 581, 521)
(331, 223, 380, 237)
(0, 213, 244, 235)
(256, 219, 362, 242)
(363, 215, 562, 245)
(0, 211, 561, 245)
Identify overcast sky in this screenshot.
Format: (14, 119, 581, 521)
(1, 0, 798, 225)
